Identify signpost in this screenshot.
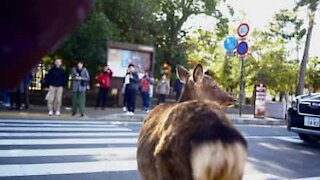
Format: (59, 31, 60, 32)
(237, 23, 250, 117)
(223, 23, 249, 117)
(254, 84, 266, 118)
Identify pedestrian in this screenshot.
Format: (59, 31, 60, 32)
(122, 68, 129, 112)
(95, 65, 113, 110)
(149, 75, 154, 109)
(8, 86, 21, 110)
(71, 61, 90, 117)
(0, 89, 10, 108)
(21, 72, 33, 110)
(45, 59, 67, 116)
(140, 72, 151, 112)
(173, 78, 184, 101)
(124, 64, 139, 115)
(156, 74, 170, 104)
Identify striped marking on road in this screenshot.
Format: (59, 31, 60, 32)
(0, 132, 139, 137)
(0, 147, 137, 158)
(0, 160, 289, 178)
(0, 119, 108, 125)
(273, 136, 303, 144)
(244, 135, 297, 139)
(0, 127, 131, 132)
(0, 123, 118, 128)
(293, 177, 320, 180)
(243, 173, 285, 180)
(0, 138, 137, 145)
(0, 160, 137, 177)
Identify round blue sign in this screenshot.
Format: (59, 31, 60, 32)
(237, 41, 249, 55)
(223, 36, 237, 52)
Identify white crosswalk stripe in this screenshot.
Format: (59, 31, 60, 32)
(0, 119, 308, 179)
(0, 119, 138, 178)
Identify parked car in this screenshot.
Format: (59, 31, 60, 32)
(287, 93, 320, 143)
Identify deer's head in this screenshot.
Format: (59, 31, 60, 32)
(177, 64, 236, 107)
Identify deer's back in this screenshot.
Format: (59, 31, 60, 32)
(137, 100, 247, 180)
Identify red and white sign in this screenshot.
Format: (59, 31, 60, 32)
(254, 84, 266, 118)
(237, 23, 250, 38)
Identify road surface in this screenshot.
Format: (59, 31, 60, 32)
(0, 118, 319, 180)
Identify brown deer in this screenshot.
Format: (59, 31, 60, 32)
(137, 64, 247, 180)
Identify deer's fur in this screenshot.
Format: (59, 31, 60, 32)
(137, 64, 247, 180)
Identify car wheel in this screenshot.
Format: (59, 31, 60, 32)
(299, 134, 320, 144)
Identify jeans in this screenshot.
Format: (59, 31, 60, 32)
(126, 88, 136, 113)
(9, 89, 21, 109)
(141, 92, 150, 110)
(96, 87, 109, 108)
(157, 94, 166, 104)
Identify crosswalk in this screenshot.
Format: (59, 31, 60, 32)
(0, 118, 317, 180)
(0, 119, 138, 178)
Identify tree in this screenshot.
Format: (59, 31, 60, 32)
(56, 0, 119, 80)
(306, 57, 320, 92)
(295, 0, 319, 95)
(153, 0, 230, 76)
(268, 9, 306, 60)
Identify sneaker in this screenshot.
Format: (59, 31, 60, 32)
(72, 112, 76, 116)
(129, 112, 135, 116)
(81, 114, 85, 117)
(124, 111, 131, 115)
(48, 111, 53, 116)
(55, 111, 61, 116)
(123, 107, 127, 112)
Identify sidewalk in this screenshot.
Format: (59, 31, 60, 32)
(0, 105, 286, 126)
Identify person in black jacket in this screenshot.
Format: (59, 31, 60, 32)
(124, 64, 139, 115)
(45, 59, 67, 116)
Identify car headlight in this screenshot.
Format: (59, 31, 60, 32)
(292, 101, 297, 110)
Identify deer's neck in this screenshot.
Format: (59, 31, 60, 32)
(177, 85, 195, 103)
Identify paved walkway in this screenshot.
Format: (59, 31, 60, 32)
(0, 105, 286, 126)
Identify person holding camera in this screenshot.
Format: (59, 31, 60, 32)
(71, 61, 90, 117)
(95, 64, 113, 110)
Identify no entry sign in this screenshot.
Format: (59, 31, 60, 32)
(237, 23, 250, 37)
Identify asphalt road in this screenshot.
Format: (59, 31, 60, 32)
(0, 118, 319, 180)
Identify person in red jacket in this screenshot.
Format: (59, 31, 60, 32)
(95, 65, 113, 110)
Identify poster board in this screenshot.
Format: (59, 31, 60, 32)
(107, 42, 154, 79)
(254, 84, 266, 118)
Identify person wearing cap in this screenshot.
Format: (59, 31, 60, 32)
(124, 64, 139, 115)
(95, 65, 113, 110)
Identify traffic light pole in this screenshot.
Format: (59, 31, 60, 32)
(239, 55, 245, 117)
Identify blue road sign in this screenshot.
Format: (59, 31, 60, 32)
(237, 41, 249, 55)
(224, 36, 238, 52)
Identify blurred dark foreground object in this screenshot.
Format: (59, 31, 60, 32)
(0, 0, 92, 88)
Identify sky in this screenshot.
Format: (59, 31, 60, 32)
(184, 0, 320, 58)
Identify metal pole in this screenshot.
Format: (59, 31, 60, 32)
(239, 56, 245, 117)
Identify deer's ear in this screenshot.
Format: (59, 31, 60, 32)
(176, 65, 189, 83)
(193, 64, 204, 82)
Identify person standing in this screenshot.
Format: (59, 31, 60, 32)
(173, 78, 184, 101)
(46, 59, 66, 116)
(124, 64, 139, 115)
(156, 74, 170, 104)
(95, 65, 113, 110)
(72, 61, 90, 117)
(140, 72, 151, 112)
(121, 68, 129, 112)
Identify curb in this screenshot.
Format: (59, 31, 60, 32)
(98, 114, 286, 126)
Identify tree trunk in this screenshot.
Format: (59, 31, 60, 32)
(296, 8, 316, 95)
